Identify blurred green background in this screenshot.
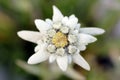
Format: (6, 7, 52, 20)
(0, 0, 120, 80)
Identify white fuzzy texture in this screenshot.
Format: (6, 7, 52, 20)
(56, 55, 68, 71)
(47, 44, 56, 53)
(52, 6, 63, 22)
(34, 45, 41, 52)
(53, 22, 61, 29)
(73, 52, 90, 71)
(67, 15, 78, 30)
(17, 5, 105, 71)
(68, 34, 77, 43)
(60, 26, 69, 34)
(47, 29, 56, 37)
(28, 43, 49, 64)
(78, 33, 97, 45)
(61, 15, 78, 30)
(79, 27, 105, 35)
(56, 48, 65, 56)
(49, 54, 56, 63)
(68, 45, 77, 54)
(17, 31, 42, 43)
(35, 19, 51, 34)
(45, 19, 53, 26)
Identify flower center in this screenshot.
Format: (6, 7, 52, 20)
(52, 32, 68, 48)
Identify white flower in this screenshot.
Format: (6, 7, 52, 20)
(60, 26, 69, 34)
(68, 34, 77, 43)
(68, 45, 77, 54)
(56, 48, 65, 56)
(47, 44, 56, 53)
(17, 5, 105, 71)
(47, 29, 56, 37)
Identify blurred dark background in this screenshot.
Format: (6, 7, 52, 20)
(0, 0, 120, 80)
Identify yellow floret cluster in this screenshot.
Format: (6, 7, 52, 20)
(52, 32, 68, 48)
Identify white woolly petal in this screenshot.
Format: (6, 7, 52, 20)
(73, 52, 90, 71)
(72, 30, 79, 35)
(69, 14, 76, 19)
(78, 45, 86, 51)
(62, 16, 69, 26)
(52, 6, 64, 22)
(66, 15, 78, 29)
(34, 45, 41, 52)
(49, 54, 56, 63)
(17, 30, 42, 43)
(79, 28, 105, 35)
(56, 55, 68, 71)
(75, 23, 81, 30)
(68, 55, 72, 64)
(45, 19, 53, 26)
(35, 19, 51, 33)
(28, 51, 49, 64)
(28, 43, 49, 64)
(78, 33, 97, 44)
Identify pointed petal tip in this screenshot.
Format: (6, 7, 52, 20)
(34, 19, 40, 24)
(53, 5, 58, 10)
(90, 35, 97, 43)
(96, 28, 105, 35)
(88, 35, 97, 43)
(53, 5, 56, 9)
(17, 31, 21, 37)
(85, 65, 91, 71)
(53, 5, 58, 12)
(73, 53, 91, 71)
(27, 50, 49, 65)
(52, 5, 63, 22)
(34, 19, 51, 33)
(59, 65, 67, 71)
(27, 55, 39, 64)
(79, 28, 105, 35)
(17, 31, 25, 38)
(56, 56, 68, 71)
(27, 60, 32, 64)
(101, 29, 105, 34)
(34, 19, 38, 21)
(17, 30, 43, 43)
(93, 37, 97, 42)
(34, 19, 44, 25)
(27, 58, 35, 64)
(87, 67, 91, 71)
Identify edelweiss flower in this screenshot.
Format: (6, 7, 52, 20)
(17, 6, 105, 71)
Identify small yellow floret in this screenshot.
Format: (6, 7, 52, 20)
(52, 32, 68, 48)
